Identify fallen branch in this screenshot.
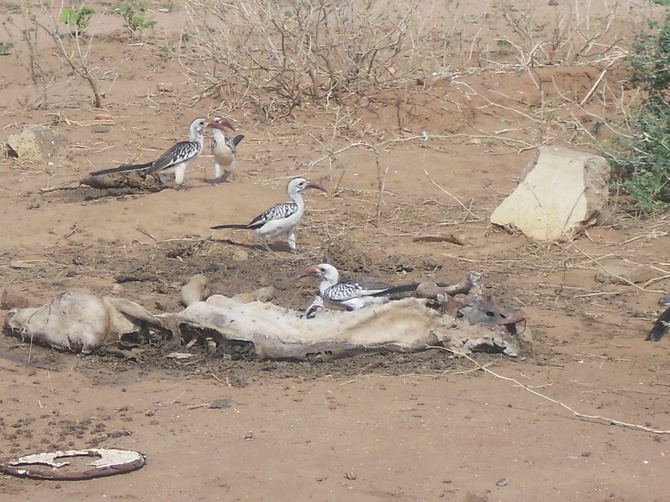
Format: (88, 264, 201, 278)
(430, 346, 670, 434)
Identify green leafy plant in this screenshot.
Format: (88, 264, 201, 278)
(113, 2, 156, 37)
(59, 5, 95, 33)
(607, 4, 670, 210)
(0, 42, 14, 55)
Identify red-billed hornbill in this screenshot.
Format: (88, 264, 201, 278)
(208, 116, 244, 182)
(297, 263, 420, 312)
(647, 292, 670, 341)
(88, 117, 229, 187)
(211, 177, 327, 252)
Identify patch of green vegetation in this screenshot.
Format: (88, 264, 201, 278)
(607, 2, 670, 210)
(113, 2, 156, 37)
(59, 5, 95, 33)
(0, 42, 14, 55)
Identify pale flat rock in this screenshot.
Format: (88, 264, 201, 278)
(491, 146, 610, 241)
(7, 125, 67, 162)
(595, 260, 659, 286)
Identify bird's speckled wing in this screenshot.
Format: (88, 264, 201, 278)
(145, 140, 202, 174)
(247, 202, 298, 229)
(325, 281, 389, 302)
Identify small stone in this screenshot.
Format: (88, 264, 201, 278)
(158, 82, 175, 93)
(209, 398, 235, 409)
(232, 250, 248, 262)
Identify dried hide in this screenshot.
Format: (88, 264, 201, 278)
(80, 170, 164, 190)
(3, 273, 526, 360)
(4, 291, 162, 353)
(172, 295, 522, 361)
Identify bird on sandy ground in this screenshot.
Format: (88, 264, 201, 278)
(647, 292, 670, 341)
(207, 116, 244, 183)
(210, 177, 327, 252)
(297, 263, 421, 312)
(88, 117, 228, 188)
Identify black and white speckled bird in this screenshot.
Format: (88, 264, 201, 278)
(210, 177, 327, 252)
(297, 263, 419, 311)
(89, 117, 216, 187)
(647, 293, 670, 341)
(208, 116, 244, 182)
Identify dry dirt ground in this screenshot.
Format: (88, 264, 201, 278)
(0, 1, 669, 501)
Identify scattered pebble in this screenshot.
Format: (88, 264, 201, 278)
(209, 398, 235, 409)
(91, 125, 112, 134)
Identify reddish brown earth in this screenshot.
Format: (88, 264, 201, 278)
(0, 2, 669, 501)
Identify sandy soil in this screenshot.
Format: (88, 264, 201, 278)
(0, 1, 669, 501)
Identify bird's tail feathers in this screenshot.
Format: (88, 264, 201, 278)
(210, 224, 250, 230)
(89, 161, 154, 177)
(372, 283, 420, 297)
(647, 305, 670, 341)
(372, 281, 451, 298)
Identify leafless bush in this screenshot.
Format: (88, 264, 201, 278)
(483, 0, 652, 70)
(37, 1, 105, 108)
(179, 0, 653, 122)
(182, 0, 444, 120)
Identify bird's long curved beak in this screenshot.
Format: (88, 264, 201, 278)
(297, 265, 320, 279)
(306, 180, 328, 193)
(206, 118, 236, 131)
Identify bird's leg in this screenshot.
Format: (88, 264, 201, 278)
(287, 232, 298, 253)
(213, 161, 222, 181)
(262, 237, 273, 252)
(174, 164, 187, 186)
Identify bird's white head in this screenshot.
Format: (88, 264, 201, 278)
(297, 263, 339, 284)
(190, 118, 208, 136)
(287, 177, 328, 196)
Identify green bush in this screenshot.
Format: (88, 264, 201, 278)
(113, 2, 156, 38)
(610, 3, 670, 209)
(59, 6, 95, 34)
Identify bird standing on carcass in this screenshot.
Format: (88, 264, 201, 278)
(297, 263, 424, 317)
(87, 117, 218, 188)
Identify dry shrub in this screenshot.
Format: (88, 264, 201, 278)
(181, 0, 446, 119)
(179, 0, 652, 121)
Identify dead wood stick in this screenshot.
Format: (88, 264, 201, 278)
(39, 180, 80, 193)
(428, 346, 670, 435)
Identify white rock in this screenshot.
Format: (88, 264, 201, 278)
(7, 125, 67, 162)
(491, 146, 610, 241)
